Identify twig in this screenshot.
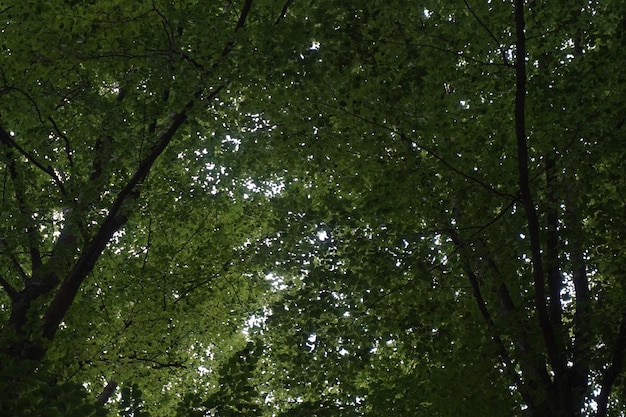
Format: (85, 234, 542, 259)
(48, 116, 73, 167)
(400, 132, 518, 201)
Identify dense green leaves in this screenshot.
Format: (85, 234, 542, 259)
(0, 358, 108, 417)
(1, 1, 626, 417)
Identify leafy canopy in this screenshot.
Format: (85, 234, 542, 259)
(1, 1, 626, 417)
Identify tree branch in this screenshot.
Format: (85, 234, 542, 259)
(462, 0, 511, 66)
(0, 126, 67, 196)
(48, 116, 73, 167)
(513, 0, 564, 382)
(544, 155, 563, 330)
(447, 230, 541, 413)
(126, 352, 186, 369)
(597, 310, 626, 417)
(275, 0, 294, 24)
(0, 127, 43, 273)
(41, 99, 196, 340)
(0, 273, 18, 300)
(399, 132, 517, 201)
(220, 0, 254, 59)
(96, 380, 118, 405)
(235, 0, 253, 30)
(565, 171, 590, 401)
(0, 239, 30, 285)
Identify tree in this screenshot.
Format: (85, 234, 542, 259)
(232, 1, 626, 417)
(0, 0, 283, 414)
(1, 1, 625, 417)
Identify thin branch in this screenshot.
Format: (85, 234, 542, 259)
(544, 155, 563, 329)
(149, 0, 207, 73)
(448, 195, 558, 414)
(131, 356, 186, 369)
(447, 230, 539, 413)
(275, 0, 294, 24)
(380, 38, 512, 68)
(466, 200, 517, 241)
(0, 85, 45, 123)
(151, 0, 175, 52)
(220, 0, 254, 59)
(0, 273, 18, 300)
(392, 11, 511, 69)
(64, 307, 140, 382)
(513, 0, 563, 379)
(235, 0, 253, 30)
(1, 239, 30, 284)
(400, 132, 518, 201)
(48, 116, 73, 167)
(463, 0, 511, 66)
(0, 128, 43, 273)
(312, 97, 517, 201)
(0, 127, 67, 196)
(141, 217, 152, 270)
(565, 171, 591, 398)
(597, 310, 626, 417)
(357, 199, 516, 316)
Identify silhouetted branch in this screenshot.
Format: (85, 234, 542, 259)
(513, 0, 563, 379)
(235, 0, 253, 30)
(275, 0, 294, 24)
(597, 311, 626, 417)
(97, 380, 118, 405)
(0, 273, 18, 300)
(48, 116, 73, 167)
(1, 240, 30, 285)
(41, 98, 196, 340)
(448, 226, 544, 415)
(463, 0, 512, 66)
(0, 127, 67, 195)
(0, 128, 43, 273)
(400, 132, 518, 201)
(544, 155, 563, 328)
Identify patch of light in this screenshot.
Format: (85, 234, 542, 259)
(306, 334, 316, 351)
(244, 178, 285, 198)
(245, 310, 269, 331)
(224, 135, 241, 151)
(266, 273, 288, 291)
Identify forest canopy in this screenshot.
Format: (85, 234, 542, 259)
(1, 1, 625, 417)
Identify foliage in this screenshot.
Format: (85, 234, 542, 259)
(116, 383, 150, 417)
(1, 0, 274, 414)
(1, 1, 626, 417)
(0, 357, 108, 417)
(234, 1, 626, 416)
(176, 339, 263, 417)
